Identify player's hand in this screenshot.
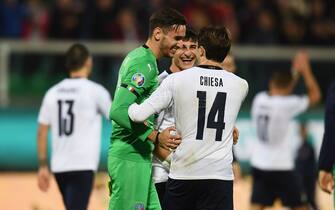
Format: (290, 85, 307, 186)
(318, 170, 334, 194)
(37, 165, 50, 192)
(158, 126, 181, 150)
(292, 50, 311, 75)
(233, 126, 239, 145)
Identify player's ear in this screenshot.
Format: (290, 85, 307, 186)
(199, 46, 205, 58)
(153, 27, 162, 41)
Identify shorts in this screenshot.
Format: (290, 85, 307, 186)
(251, 167, 304, 208)
(54, 170, 94, 210)
(155, 182, 167, 206)
(107, 156, 161, 210)
(164, 178, 233, 210)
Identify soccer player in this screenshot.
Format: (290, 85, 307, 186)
(128, 26, 248, 210)
(153, 26, 200, 205)
(318, 80, 335, 198)
(250, 51, 321, 210)
(37, 43, 112, 210)
(108, 8, 186, 210)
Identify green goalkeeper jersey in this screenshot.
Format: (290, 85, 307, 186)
(109, 45, 159, 163)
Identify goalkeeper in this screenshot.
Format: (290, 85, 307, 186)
(108, 8, 186, 210)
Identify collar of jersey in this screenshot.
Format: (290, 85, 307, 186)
(142, 44, 158, 64)
(198, 65, 223, 70)
(166, 68, 173, 75)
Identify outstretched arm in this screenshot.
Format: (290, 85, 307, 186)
(292, 50, 321, 106)
(128, 76, 174, 122)
(37, 123, 50, 192)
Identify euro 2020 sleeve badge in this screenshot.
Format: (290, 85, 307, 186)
(131, 73, 145, 87)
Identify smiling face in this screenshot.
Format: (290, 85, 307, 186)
(160, 25, 186, 58)
(172, 38, 199, 70)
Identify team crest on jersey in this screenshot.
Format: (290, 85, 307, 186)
(134, 203, 144, 210)
(131, 73, 145, 87)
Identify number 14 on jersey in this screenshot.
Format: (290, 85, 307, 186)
(196, 91, 227, 141)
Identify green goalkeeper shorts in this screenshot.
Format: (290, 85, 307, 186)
(107, 156, 161, 210)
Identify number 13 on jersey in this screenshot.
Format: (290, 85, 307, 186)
(196, 91, 227, 141)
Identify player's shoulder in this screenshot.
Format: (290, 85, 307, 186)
(158, 70, 170, 83)
(127, 46, 155, 63)
(223, 69, 246, 82)
(253, 91, 268, 102)
(223, 70, 249, 93)
(44, 79, 66, 95)
(83, 79, 109, 94)
(281, 94, 308, 104)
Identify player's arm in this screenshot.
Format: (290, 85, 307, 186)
(109, 58, 161, 142)
(128, 76, 174, 122)
(127, 76, 182, 149)
(110, 60, 179, 146)
(110, 84, 158, 142)
(36, 94, 51, 192)
(292, 51, 321, 106)
(111, 89, 180, 148)
(37, 123, 48, 169)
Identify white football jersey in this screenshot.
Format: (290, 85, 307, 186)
(152, 70, 174, 184)
(250, 91, 309, 170)
(38, 78, 111, 173)
(129, 66, 248, 180)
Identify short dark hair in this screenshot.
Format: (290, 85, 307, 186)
(270, 69, 294, 88)
(149, 7, 186, 36)
(65, 43, 90, 72)
(198, 26, 231, 62)
(183, 25, 198, 43)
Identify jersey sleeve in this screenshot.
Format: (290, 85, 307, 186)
(95, 85, 112, 119)
(241, 79, 249, 102)
(38, 91, 51, 125)
(109, 59, 158, 141)
(122, 59, 158, 96)
(128, 75, 174, 122)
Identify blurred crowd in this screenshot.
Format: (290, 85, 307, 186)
(0, 0, 334, 45)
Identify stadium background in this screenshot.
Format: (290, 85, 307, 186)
(0, 0, 335, 209)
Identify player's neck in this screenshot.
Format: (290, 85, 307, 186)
(145, 39, 162, 59)
(69, 69, 89, 79)
(170, 63, 181, 73)
(199, 59, 223, 69)
(269, 88, 291, 96)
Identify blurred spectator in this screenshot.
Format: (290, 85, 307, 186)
(307, 0, 335, 45)
(280, 16, 307, 45)
(182, 0, 211, 31)
(209, 0, 240, 42)
(295, 122, 318, 210)
(109, 7, 142, 41)
(0, 0, 334, 45)
(22, 0, 49, 40)
(0, 0, 26, 38)
(235, 0, 264, 43)
(246, 9, 278, 44)
(48, 0, 84, 39)
(90, 0, 118, 40)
